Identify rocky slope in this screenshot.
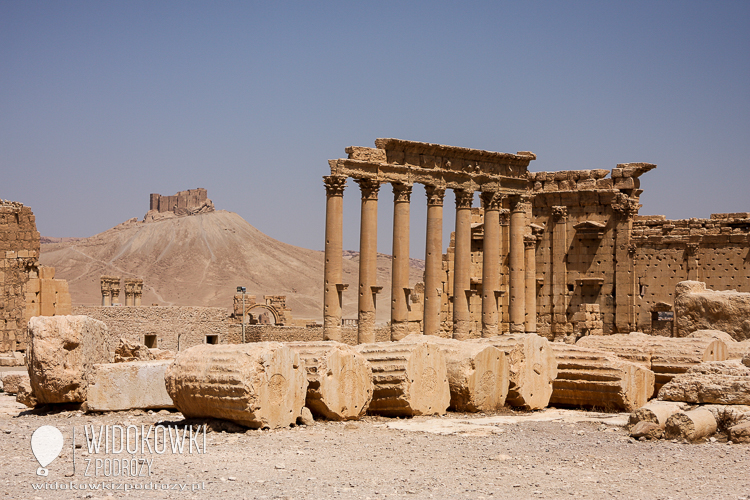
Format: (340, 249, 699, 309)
(40, 210, 423, 322)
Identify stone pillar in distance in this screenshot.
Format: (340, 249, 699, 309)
(323, 176, 347, 341)
(356, 178, 380, 344)
(480, 191, 502, 337)
(390, 183, 412, 341)
(423, 186, 445, 336)
(508, 196, 527, 333)
(452, 189, 473, 340)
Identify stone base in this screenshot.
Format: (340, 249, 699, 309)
(86, 360, 175, 412)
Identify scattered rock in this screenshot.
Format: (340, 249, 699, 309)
(15, 379, 37, 408)
(297, 407, 314, 426)
(630, 421, 663, 440)
(658, 360, 750, 405)
(727, 422, 750, 444)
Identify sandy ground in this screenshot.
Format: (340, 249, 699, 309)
(0, 393, 748, 500)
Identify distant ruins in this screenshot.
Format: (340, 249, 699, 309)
(145, 188, 214, 220)
(0, 200, 70, 355)
(99, 276, 143, 306)
(323, 139, 750, 343)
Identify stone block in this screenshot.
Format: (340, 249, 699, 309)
(1, 370, 29, 394)
(86, 360, 175, 411)
(288, 341, 373, 421)
(629, 400, 687, 427)
(16, 378, 37, 407)
(165, 343, 307, 429)
(27, 315, 113, 404)
(728, 422, 750, 443)
(675, 281, 750, 341)
(657, 360, 750, 405)
(665, 409, 717, 442)
(401, 334, 509, 412)
(356, 341, 450, 417)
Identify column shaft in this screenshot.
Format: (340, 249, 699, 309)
(390, 184, 412, 340)
(524, 236, 537, 333)
(480, 191, 501, 337)
(452, 189, 473, 340)
(357, 179, 380, 344)
(508, 197, 526, 333)
(323, 176, 347, 341)
(423, 186, 445, 336)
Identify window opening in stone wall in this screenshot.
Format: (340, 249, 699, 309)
(144, 334, 157, 348)
(206, 335, 219, 344)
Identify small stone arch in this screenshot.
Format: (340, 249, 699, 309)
(247, 303, 281, 325)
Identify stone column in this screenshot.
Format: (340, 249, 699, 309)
(423, 186, 445, 336)
(508, 196, 527, 333)
(323, 176, 347, 341)
(100, 277, 111, 307)
(480, 191, 502, 337)
(452, 189, 473, 340)
(686, 243, 699, 281)
(134, 279, 143, 307)
(124, 279, 134, 306)
(357, 178, 380, 344)
(524, 235, 537, 333)
(110, 279, 121, 306)
(613, 195, 639, 334)
(390, 183, 412, 341)
(551, 206, 568, 340)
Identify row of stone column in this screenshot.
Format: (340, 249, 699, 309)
(323, 176, 537, 343)
(100, 276, 143, 306)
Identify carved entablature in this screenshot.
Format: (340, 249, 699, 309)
(551, 206, 568, 222)
(330, 139, 535, 194)
(323, 176, 347, 197)
(573, 220, 607, 239)
(355, 178, 381, 201)
(499, 209, 510, 225)
(392, 183, 413, 203)
(425, 185, 446, 206)
(612, 194, 641, 219)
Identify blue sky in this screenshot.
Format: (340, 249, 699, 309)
(2, 1, 748, 257)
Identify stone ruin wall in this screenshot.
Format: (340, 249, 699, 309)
(148, 188, 213, 216)
(0, 201, 40, 353)
(632, 213, 750, 335)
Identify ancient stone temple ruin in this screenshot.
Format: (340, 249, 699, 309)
(233, 294, 293, 326)
(146, 188, 214, 218)
(0, 200, 71, 354)
(100, 276, 143, 306)
(322, 139, 750, 343)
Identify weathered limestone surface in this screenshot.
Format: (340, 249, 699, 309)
(165, 343, 307, 429)
(467, 334, 557, 409)
(577, 332, 727, 392)
(688, 329, 737, 345)
(665, 409, 718, 442)
(355, 341, 450, 417)
(27, 315, 112, 403)
(1, 371, 29, 395)
(658, 360, 750, 405)
(287, 341, 373, 421)
(729, 341, 750, 360)
(86, 360, 174, 411)
(729, 422, 750, 443)
(629, 400, 688, 427)
(550, 344, 655, 411)
(401, 334, 509, 412)
(675, 281, 750, 341)
(630, 421, 663, 440)
(16, 378, 37, 408)
(113, 338, 174, 362)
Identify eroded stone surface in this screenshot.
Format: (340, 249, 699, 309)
(27, 315, 112, 403)
(630, 421, 663, 440)
(288, 341, 373, 421)
(0, 371, 29, 395)
(665, 409, 717, 442)
(467, 334, 557, 410)
(165, 342, 307, 429)
(401, 334, 509, 412)
(658, 360, 750, 405)
(629, 400, 687, 427)
(675, 281, 750, 341)
(550, 344, 654, 411)
(356, 341, 450, 417)
(87, 360, 174, 411)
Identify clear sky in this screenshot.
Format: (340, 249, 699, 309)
(2, 1, 748, 258)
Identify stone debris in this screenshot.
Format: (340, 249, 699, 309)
(728, 421, 750, 443)
(0, 352, 25, 367)
(400, 334, 509, 412)
(355, 341, 450, 417)
(657, 360, 750, 405)
(665, 408, 718, 442)
(550, 344, 655, 411)
(675, 281, 750, 341)
(297, 407, 314, 426)
(86, 360, 175, 412)
(15, 378, 37, 408)
(113, 337, 175, 362)
(467, 334, 557, 410)
(577, 332, 727, 392)
(628, 400, 688, 427)
(728, 341, 750, 360)
(165, 342, 307, 429)
(287, 341, 373, 421)
(27, 315, 112, 404)
(0, 371, 29, 395)
(630, 421, 663, 440)
(744, 352, 750, 368)
(687, 329, 737, 345)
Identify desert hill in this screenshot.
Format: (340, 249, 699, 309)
(40, 210, 424, 323)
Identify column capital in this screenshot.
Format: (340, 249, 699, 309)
(454, 189, 473, 209)
(551, 206, 568, 222)
(509, 194, 532, 212)
(425, 185, 446, 206)
(480, 191, 503, 211)
(392, 183, 413, 203)
(499, 209, 510, 225)
(685, 242, 699, 256)
(524, 234, 537, 248)
(323, 176, 347, 197)
(612, 193, 640, 219)
(355, 178, 381, 200)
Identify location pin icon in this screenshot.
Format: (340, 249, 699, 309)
(31, 426, 64, 476)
